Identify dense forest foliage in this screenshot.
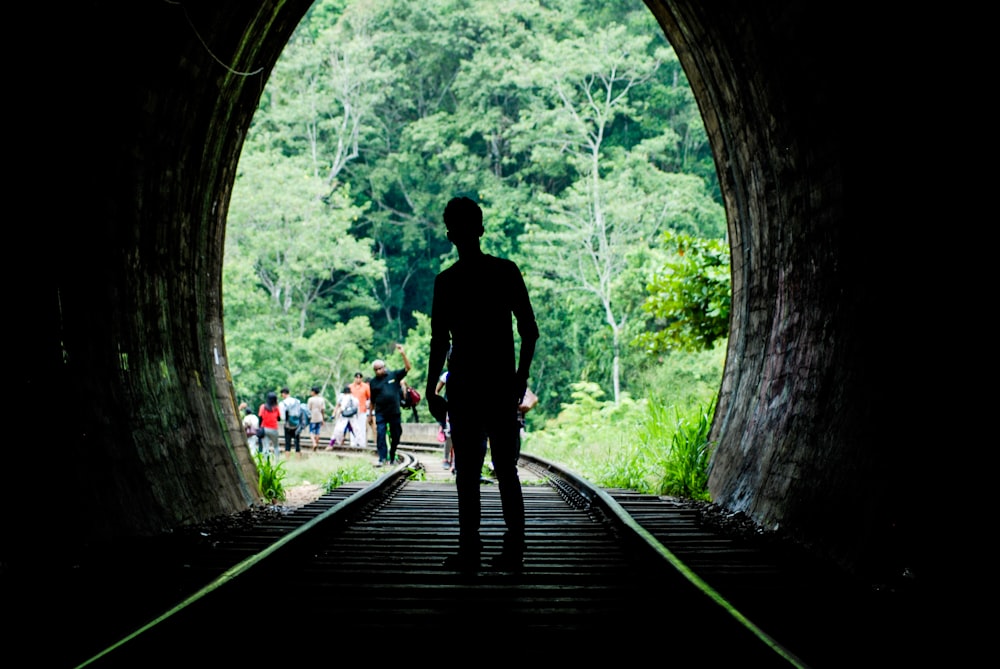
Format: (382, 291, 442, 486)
(223, 0, 729, 425)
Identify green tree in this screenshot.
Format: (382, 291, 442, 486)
(228, 147, 383, 337)
(517, 25, 680, 403)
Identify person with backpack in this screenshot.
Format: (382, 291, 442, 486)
(329, 385, 359, 448)
(240, 402, 260, 455)
(279, 387, 304, 458)
(399, 379, 421, 423)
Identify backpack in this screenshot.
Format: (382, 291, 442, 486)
(400, 385, 421, 409)
(286, 400, 304, 428)
(341, 396, 358, 417)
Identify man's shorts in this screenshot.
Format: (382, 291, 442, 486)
(309, 422, 321, 435)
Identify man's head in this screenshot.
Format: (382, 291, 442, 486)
(443, 196, 484, 244)
(280, 387, 290, 397)
(311, 385, 320, 395)
(372, 360, 387, 377)
(354, 372, 364, 383)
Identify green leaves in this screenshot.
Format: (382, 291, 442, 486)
(634, 230, 731, 354)
(254, 452, 287, 504)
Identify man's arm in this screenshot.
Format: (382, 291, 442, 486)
(426, 276, 450, 393)
(512, 263, 539, 401)
(397, 343, 412, 372)
(425, 277, 450, 424)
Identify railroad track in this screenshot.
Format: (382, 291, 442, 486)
(22, 451, 928, 667)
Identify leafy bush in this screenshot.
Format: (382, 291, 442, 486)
(630, 339, 726, 415)
(634, 231, 731, 354)
(522, 381, 645, 478)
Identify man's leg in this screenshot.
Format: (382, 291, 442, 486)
(444, 417, 488, 570)
(374, 414, 388, 463)
(388, 418, 403, 463)
(489, 413, 525, 568)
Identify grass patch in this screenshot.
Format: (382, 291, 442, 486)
(643, 397, 715, 500)
(322, 459, 379, 492)
(278, 452, 377, 491)
(522, 382, 716, 501)
(254, 452, 287, 504)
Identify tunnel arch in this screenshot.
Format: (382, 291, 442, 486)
(19, 0, 933, 584)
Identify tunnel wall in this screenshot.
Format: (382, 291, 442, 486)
(645, 1, 930, 579)
(15, 0, 314, 561)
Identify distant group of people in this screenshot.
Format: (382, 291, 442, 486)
(240, 389, 314, 459)
(238, 346, 416, 465)
(239, 381, 368, 458)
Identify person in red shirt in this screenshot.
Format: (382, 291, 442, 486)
(257, 391, 281, 458)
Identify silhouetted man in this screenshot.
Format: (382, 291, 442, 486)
(426, 196, 539, 573)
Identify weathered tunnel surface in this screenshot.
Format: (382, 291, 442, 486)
(14, 1, 946, 590)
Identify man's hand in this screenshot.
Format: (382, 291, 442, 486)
(397, 343, 412, 371)
(514, 377, 528, 407)
(427, 393, 448, 424)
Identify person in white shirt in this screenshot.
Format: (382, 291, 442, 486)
(279, 387, 304, 457)
(305, 386, 329, 451)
